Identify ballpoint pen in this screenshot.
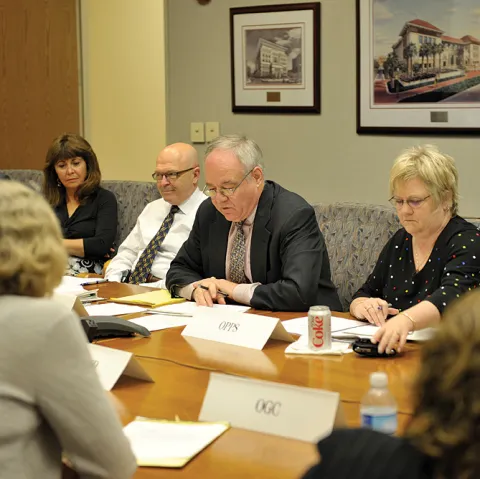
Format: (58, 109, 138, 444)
(81, 279, 110, 286)
(199, 284, 228, 297)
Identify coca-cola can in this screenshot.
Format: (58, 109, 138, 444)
(307, 305, 332, 351)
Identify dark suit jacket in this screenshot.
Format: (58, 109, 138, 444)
(166, 181, 341, 312)
(302, 429, 433, 479)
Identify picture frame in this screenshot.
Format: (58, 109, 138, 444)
(357, 0, 480, 134)
(230, 3, 320, 114)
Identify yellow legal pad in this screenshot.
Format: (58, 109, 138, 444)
(123, 417, 230, 468)
(111, 289, 186, 308)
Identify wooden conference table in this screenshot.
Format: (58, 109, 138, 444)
(87, 282, 421, 479)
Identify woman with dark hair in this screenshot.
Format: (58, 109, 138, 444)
(303, 289, 480, 479)
(43, 133, 117, 275)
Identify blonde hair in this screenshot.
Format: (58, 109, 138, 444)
(0, 180, 66, 297)
(406, 290, 480, 478)
(389, 145, 459, 215)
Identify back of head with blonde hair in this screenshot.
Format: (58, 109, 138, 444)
(406, 289, 480, 479)
(389, 144, 459, 216)
(0, 180, 66, 297)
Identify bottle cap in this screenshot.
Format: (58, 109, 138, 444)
(370, 372, 388, 388)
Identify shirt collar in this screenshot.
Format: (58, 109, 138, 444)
(174, 188, 203, 215)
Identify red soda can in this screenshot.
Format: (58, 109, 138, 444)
(308, 305, 332, 351)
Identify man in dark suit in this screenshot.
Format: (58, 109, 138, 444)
(166, 135, 341, 312)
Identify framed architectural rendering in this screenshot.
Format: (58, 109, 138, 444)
(230, 3, 320, 114)
(357, 0, 480, 134)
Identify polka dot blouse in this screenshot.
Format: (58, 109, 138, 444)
(352, 216, 480, 314)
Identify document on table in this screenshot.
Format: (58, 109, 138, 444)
(123, 417, 229, 467)
(151, 302, 250, 315)
(341, 324, 437, 342)
(84, 303, 147, 316)
(282, 316, 366, 336)
(111, 289, 185, 308)
(129, 315, 191, 332)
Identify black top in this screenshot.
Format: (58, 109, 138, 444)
(55, 187, 118, 260)
(302, 429, 433, 479)
(352, 216, 480, 314)
(166, 181, 341, 312)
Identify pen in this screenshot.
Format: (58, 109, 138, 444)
(81, 279, 109, 286)
(199, 284, 228, 297)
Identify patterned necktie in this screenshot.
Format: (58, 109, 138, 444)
(229, 221, 249, 284)
(129, 205, 180, 284)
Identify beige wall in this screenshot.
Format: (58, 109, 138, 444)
(80, 0, 166, 181)
(166, 0, 480, 216)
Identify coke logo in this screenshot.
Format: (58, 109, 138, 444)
(312, 316, 324, 348)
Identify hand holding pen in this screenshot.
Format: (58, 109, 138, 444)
(192, 277, 229, 307)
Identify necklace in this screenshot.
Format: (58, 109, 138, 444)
(413, 244, 432, 272)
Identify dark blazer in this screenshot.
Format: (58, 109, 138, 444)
(302, 429, 434, 479)
(166, 181, 341, 312)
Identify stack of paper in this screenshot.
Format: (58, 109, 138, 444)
(123, 417, 229, 467)
(111, 289, 185, 308)
(340, 324, 437, 342)
(54, 276, 100, 303)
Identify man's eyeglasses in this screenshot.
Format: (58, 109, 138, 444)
(389, 195, 431, 209)
(152, 167, 195, 182)
(203, 169, 254, 198)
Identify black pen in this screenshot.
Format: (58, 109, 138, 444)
(199, 284, 228, 297)
(81, 279, 109, 286)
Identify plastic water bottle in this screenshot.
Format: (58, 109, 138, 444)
(360, 372, 398, 435)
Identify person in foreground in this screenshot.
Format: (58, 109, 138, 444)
(105, 143, 206, 288)
(166, 134, 341, 311)
(43, 133, 118, 275)
(0, 180, 136, 479)
(349, 144, 480, 353)
(303, 289, 480, 479)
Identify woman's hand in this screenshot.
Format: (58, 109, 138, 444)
(352, 298, 399, 326)
(371, 313, 412, 354)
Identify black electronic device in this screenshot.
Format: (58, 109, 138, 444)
(80, 316, 151, 342)
(352, 338, 397, 358)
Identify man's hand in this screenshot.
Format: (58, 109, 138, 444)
(192, 277, 229, 307)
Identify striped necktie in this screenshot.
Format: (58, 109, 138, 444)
(228, 221, 248, 284)
(129, 205, 180, 284)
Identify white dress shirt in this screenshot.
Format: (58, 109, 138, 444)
(105, 188, 206, 288)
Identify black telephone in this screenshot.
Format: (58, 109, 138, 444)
(80, 316, 151, 342)
(352, 338, 397, 358)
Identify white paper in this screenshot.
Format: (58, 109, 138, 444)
(341, 324, 437, 342)
(84, 303, 147, 316)
(152, 302, 250, 315)
(129, 315, 191, 332)
(282, 316, 366, 336)
(199, 373, 340, 442)
(60, 275, 100, 286)
(124, 419, 228, 464)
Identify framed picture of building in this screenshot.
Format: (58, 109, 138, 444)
(357, 0, 480, 134)
(230, 3, 320, 114)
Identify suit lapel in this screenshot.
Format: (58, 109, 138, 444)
(251, 182, 273, 284)
(208, 212, 231, 278)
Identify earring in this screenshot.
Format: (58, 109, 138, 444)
(57, 179, 62, 187)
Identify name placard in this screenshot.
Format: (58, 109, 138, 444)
(199, 373, 343, 442)
(88, 343, 154, 391)
(181, 307, 295, 350)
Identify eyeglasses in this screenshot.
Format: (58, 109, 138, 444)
(389, 195, 431, 209)
(203, 169, 254, 198)
(152, 167, 195, 182)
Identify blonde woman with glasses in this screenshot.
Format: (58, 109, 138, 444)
(0, 180, 136, 479)
(350, 145, 480, 354)
(304, 289, 480, 479)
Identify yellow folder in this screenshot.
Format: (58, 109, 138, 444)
(111, 289, 186, 308)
